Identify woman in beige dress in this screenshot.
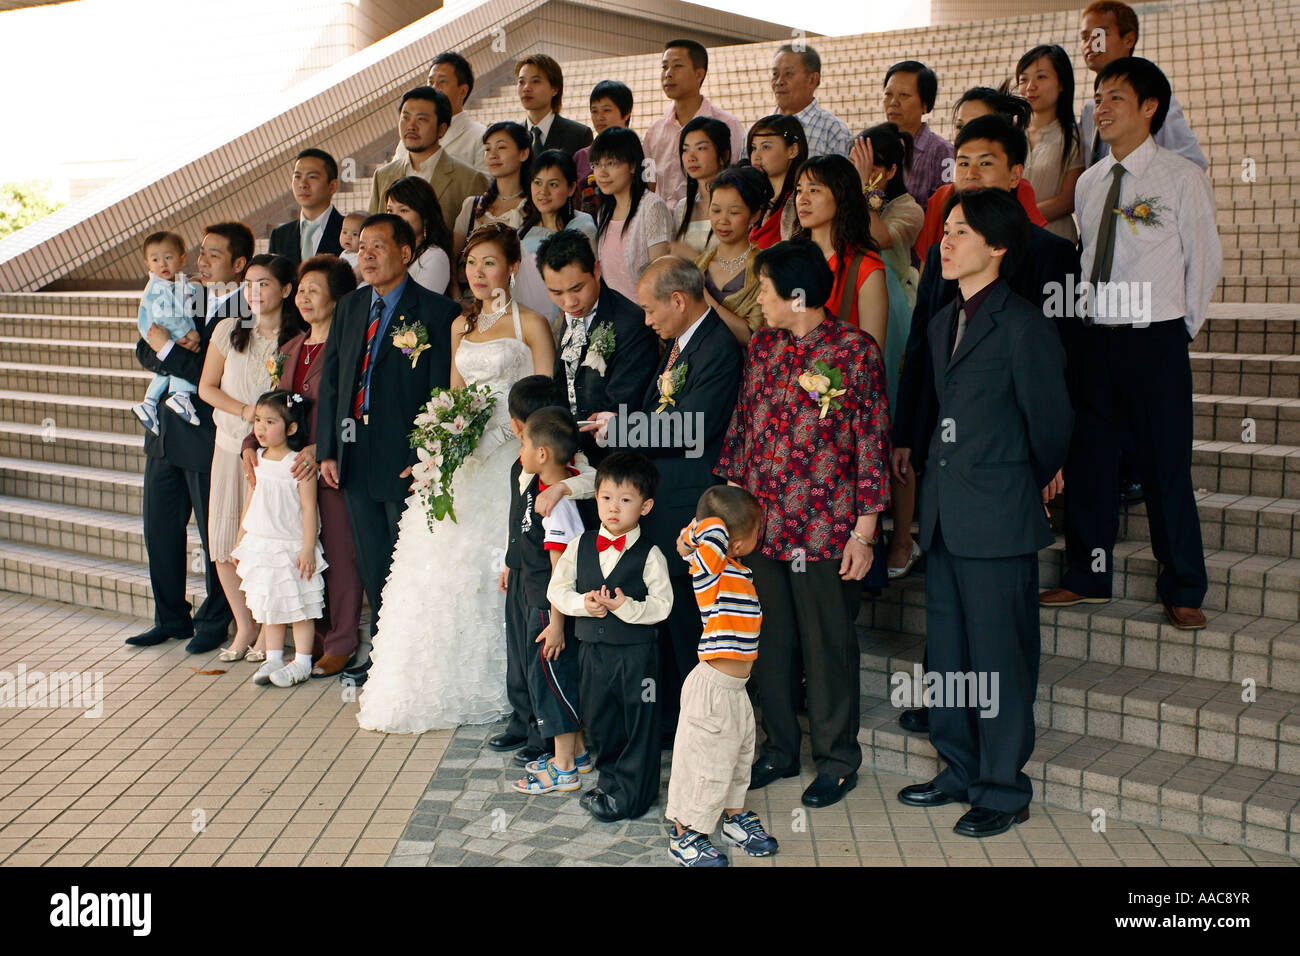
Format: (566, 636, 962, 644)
(198, 254, 307, 658)
(1016, 44, 1084, 242)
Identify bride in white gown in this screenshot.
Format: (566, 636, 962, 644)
(357, 224, 557, 734)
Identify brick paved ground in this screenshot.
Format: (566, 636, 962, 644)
(0, 593, 1295, 867)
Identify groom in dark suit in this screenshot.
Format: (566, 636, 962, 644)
(129, 222, 253, 652)
(584, 256, 743, 739)
(538, 228, 659, 465)
(897, 189, 1072, 837)
(317, 213, 458, 684)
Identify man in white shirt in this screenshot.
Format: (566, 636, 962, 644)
(269, 149, 343, 265)
(425, 51, 489, 174)
(770, 44, 851, 158)
(1041, 57, 1222, 633)
(643, 39, 747, 208)
(1077, 0, 1207, 170)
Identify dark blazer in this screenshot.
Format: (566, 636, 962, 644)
(604, 308, 742, 574)
(269, 207, 345, 265)
(918, 281, 1073, 559)
(541, 115, 594, 158)
(134, 288, 246, 474)
(893, 221, 1080, 474)
(553, 281, 659, 461)
(316, 278, 458, 500)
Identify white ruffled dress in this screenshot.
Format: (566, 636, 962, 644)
(231, 449, 328, 625)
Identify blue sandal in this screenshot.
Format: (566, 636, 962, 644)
(512, 759, 582, 794)
(524, 751, 592, 775)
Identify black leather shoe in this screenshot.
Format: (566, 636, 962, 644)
(802, 772, 857, 808)
(953, 805, 1029, 838)
(340, 659, 371, 687)
(488, 732, 528, 752)
(185, 630, 227, 654)
(125, 625, 191, 647)
(580, 788, 625, 823)
(898, 707, 929, 733)
(1119, 481, 1144, 504)
(898, 779, 966, 807)
(749, 756, 800, 790)
(511, 745, 547, 766)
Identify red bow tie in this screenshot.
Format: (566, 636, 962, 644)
(596, 534, 626, 553)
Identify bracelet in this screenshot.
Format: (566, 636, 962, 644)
(849, 528, 875, 547)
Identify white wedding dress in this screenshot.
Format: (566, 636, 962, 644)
(356, 303, 536, 734)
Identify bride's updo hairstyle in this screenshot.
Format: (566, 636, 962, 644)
(461, 222, 522, 333)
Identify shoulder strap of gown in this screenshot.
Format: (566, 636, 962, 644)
(511, 296, 523, 341)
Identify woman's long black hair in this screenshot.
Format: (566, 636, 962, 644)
(473, 121, 534, 222)
(232, 254, 306, 353)
(857, 122, 914, 201)
(674, 116, 732, 241)
(1015, 43, 1081, 174)
(790, 155, 879, 286)
(591, 126, 648, 242)
(385, 175, 453, 261)
(518, 149, 579, 235)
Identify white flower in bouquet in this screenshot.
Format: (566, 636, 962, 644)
(433, 391, 455, 411)
(414, 411, 437, 426)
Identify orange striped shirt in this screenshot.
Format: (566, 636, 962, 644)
(678, 517, 762, 661)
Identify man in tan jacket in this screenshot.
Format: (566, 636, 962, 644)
(369, 86, 488, 231)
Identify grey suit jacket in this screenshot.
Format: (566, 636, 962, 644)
(918, 280, 1073, 559)
(368, 151, 488, 232)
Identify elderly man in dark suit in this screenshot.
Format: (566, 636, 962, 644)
(583, 255, 742, 741)
(896, 188, 1072, 837)
(269, 149, 345, 265)
(128, 222, 254, 652)
(317, 214, 458, 685)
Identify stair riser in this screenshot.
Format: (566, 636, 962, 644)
(0, 432, 144, 474)
(0, 511, 199, 565)
(0, 466, 141, 517)
(1192, 361, 1300, 400)
(0, 343, 143, 372)
(0, 296, 138, 319)
(0, 367, 151, 402)
(1120, 506, 1300, 560)
(1191, 451, 1300, 499)
(0, 397, 139, 436)
(1194, 406, 1300, 445)
(0, 556, 202, 621)
(0, 315, 140, 344)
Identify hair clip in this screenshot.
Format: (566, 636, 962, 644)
(288, 393, 304, 406)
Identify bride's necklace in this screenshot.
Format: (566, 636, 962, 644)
(477, 297, 513, 332)
(715, 244, 754, 272)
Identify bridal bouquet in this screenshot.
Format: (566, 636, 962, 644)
(408, 383, 497, 528)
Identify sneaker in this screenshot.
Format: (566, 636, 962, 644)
(165, 391, 201, 426)
(252, 659, 287, 685)
(132, 400, 160, 435)
(269, 658, 312, 687)
(524, 750, 593, 775)
(721, 810, 779, 856)
(669, 829, 728, 867)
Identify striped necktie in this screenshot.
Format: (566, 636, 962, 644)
(352, 298, 384, 420)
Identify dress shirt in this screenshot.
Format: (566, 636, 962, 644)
(643, 97, 748, 208)
(440, 112, 489, 173)
(949, 277, 1001, 355)
(299, 204, 335, 256)
(671, 310, 709, 354)
(360, 277, 409, 413)
(526, 111, 556, 147)
(1076, 136, 1221, 339)
(902, 123, 954, 210)
(788, 97, 852, 158)
(1081, 96, 1208, 171)
(547, 523, 674, 624)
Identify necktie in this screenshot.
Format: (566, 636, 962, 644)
(1087, 163, 1126, 325)
(657, 339, 681, 395)
(301, 218, 320, 261)
(596, 533, 626, 553)
(950, 309, 967, 359)
(561, 314, 587, 413)
(531, 124, 544, 156)
(352, 298, 384, 421)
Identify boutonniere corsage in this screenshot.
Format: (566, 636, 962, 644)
(391, 317, 430, 369)
(862, 171, 885, 212)
(656, 361, 688, 413)
(798, 360, 847, 419)
(1115, 195, 1165, 235)
(580, 322, 616, 376)
(266, 353, 286, 388)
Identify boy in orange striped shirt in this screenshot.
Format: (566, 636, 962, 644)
(666, 486, 779, 866)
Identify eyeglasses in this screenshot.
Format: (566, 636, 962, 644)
(591, 160, 628, 172)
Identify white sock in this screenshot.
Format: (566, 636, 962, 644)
(267, 649, 285, 664)
(295, 653, 312, 668)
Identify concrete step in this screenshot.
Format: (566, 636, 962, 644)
(1191, 439, 1300, 498)
(0, 494, 200, 566)
(1038, 537, 1300, 621)
(1123, 490, 1300, 560)
(0, 456, 142, 516)
(1194, 394, 1300, 444)
(1191, 352, 1300, 399)
(0, 293, 139, 319)
(0, 336, 145, 372)
(0, 420, 145, 474)
(857, 699, 1300, 857)
(865, 575, 1300, 690)
(858, 631, 1300, 772)
(0, 538, 204, 621)
(1194, 310, 1300, 354)
(0, 312, 141, 344)
(0, 361, 152, 402)
(0, 389, 140, 436)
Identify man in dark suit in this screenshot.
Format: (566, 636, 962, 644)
(896, 188, 1072, 837)
(516, 53, 594, 158)
(269, 148, 345, 265)
(584, 256, 742, 739)
(538, 228, 658, 466)
(890, 114, 1081, 734)
(317, 213, 458, 685)
(128, 222, 254, 653)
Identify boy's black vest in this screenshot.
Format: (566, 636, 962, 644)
(516, 470, 562, 608)
(574, 530, 657, 645)
(506, 459, 525, 571)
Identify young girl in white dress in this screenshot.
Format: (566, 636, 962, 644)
(230, 390, 329, 688)
(356, 223, 559, 734)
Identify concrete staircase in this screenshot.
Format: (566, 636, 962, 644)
(859, 307, 1300, 858)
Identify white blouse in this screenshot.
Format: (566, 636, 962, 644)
(408, 245, 450, 295)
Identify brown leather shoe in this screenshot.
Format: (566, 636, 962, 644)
(1039, 588, 1110, 607)
(311, 653, 350, 678)
(1163, 604, 1207, 630)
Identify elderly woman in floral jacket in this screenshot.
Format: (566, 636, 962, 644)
(714, 239, 891, 811)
